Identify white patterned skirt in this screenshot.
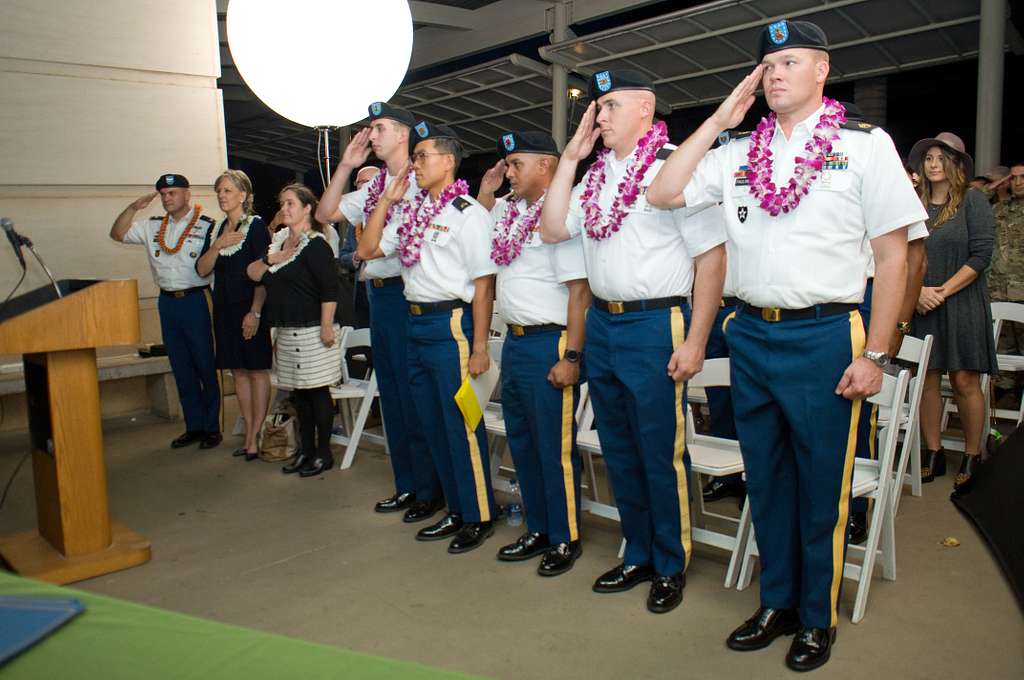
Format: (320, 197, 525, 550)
(273, 324, 342, 389)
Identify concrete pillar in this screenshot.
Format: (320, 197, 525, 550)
(854, 77, 887, 128)
(550, 1, 570, 149)
(975, 0, 1006, 173)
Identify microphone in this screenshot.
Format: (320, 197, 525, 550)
(1, 218, 26, 269)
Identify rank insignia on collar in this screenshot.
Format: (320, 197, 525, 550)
(737, 206, 748, 223)
(190, 252, 197, 258)
(768, 20, 789, 45)
(595, 70, 612, 93)
(502, 133, 515, 152)
(154, 249, 161, 257)
(415, 121, 429, 138)
(371, 102, 382, 116)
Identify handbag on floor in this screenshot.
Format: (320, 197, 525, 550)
(259, 400, 297, 462)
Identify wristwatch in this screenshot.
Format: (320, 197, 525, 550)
(896, 321, 911, 335)
(862, 349, 890, 367)
(564, 349, 582, 364)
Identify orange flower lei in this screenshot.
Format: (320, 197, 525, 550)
(156, 205, 202, 254)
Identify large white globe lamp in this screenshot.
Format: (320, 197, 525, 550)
(226, 0, 414, 128)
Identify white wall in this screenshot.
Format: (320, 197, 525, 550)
(0, 0, 227, 328)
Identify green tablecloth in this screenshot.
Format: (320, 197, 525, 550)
(0, 571, 483, 679)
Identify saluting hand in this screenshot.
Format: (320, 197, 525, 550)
(667, 341, 704, 383)
(709, 64, 764, 131)
(130, 192, 158, 211)
(835, 357, 882, 401)
(382, 162, 412, 203)
(563, 102, 602, 163)
(480, 160, 506, 195)
(341, 127, 373, 170)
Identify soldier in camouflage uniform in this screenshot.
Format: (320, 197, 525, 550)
(989, 162, 1024, 391)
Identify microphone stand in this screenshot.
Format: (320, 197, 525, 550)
(21, 236, 62, 299)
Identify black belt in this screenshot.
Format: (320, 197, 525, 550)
(592, 296, 686, 315)
(508, 323, 565, 337)
(721, 296, 741, 308)
(739, 301, 859, 323)
(408, 300, 469, 316)
(369, 276, 402, 289)
(160, 285, 209, 299)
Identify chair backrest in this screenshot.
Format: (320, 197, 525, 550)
(338, 326, 368, 384)
(487, 337, 504, 364)
(489, 313, 507, 339)
(867, 370, 910, 496)
(894, 333, 933, 423)
(576, 382, 590, 424)
(991, 302, 1024, 339)
(577, 389, 596, 432)
(686, 358, 730, 388)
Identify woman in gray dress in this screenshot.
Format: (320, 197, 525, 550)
(910, 132, 997, 496)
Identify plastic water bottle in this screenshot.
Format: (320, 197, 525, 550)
(506, 479, 524, 527)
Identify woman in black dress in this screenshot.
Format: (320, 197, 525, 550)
(909, 133, 997, 496)
(196, 170, 273, 460)
(247, 184, 341, 478)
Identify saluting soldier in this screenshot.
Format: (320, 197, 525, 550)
(540, 70, 727, 614)
(110, 174, 222, 450)
(480, 131, 591, 576)
(318, 103, 444, 523)
(357, 121, 498, 554)
(647, 20, 927, 670)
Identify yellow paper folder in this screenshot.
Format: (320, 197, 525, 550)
(455, 378, 483, 430)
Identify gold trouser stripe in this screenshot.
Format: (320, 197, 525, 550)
(721, 310, 737, 335)
(669, 306, 692, 571)
(450, 307, 490, 522)
(557, 331, 579, 542)
(829, 311, 866, 627)
(203, 288, 225, 431)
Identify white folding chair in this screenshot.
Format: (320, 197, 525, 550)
(685, 358, 750, 587)
(329, 327, 385, 469)
(737, 370, 910, 624)
(991, 302, 1024, 424)
(489, 312, 507, 340)
(879, 334, 933, 512)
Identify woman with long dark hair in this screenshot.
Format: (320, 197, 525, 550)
(910, 132, 997, 496)
(247, 184, 341, 477)
(197, 170, 273, 460)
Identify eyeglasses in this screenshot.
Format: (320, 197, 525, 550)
(411, 151, 451, 164)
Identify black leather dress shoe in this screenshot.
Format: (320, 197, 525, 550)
(448, 521, 495, 554)
(786, 627, 836, 672)
(403, 497, 445, 523)
(647, 573, 685, 613)
(497, 532, 549, 562)
(232, 448, 248, 457)
(592, 563, 654, 593)
(848, 511, 867, 545)
(171, 431, 203, 448)
(726, 607, 800, 651)
(244, 452, 259, 462)
(282, 452, 308, 474)
(298, 454, 333, 477)
(416, 513, 463, 541)
(375, 492, 416, 513)
(703, 478, 746, 503)
(538, 541, 581, 576)
(199, 432, 223, 449)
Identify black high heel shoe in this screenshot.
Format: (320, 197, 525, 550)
(952, 453, 979, 497)
(921, 448, 946, 483)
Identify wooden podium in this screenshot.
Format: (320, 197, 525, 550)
(0, 279, 151, 583)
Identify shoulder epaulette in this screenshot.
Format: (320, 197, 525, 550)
(717, 131, 751, 147)
(656, 146, 674, 161)
(148, 215, 163, 221)
(841, 120, 877, 133)
(198, 215, 216, 224)
(452, 196, 471, 212)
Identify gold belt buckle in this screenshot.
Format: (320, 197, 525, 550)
(761, 307, 782, 322)
(607, 301, 626, 315)
(372, 278, 384, 288)
(510, 324, 525, 337)
(720, 298, 726, 308)
(409, 304, 422, 316)
(174, 290, 186, 299)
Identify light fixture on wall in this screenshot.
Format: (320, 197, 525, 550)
(226, 0, 414, 183)
(567, 87, 583, 100)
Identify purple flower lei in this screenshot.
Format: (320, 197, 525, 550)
(364, 167, 413, 225)
(580, 120, 669, 241)
(397, 179, 469, 267)
(746, 97, 846, 217)
(490, 193, 545, 266)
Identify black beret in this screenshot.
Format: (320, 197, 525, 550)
(411, 120, 461, 145)
(587, 69, 655, 101)
(757, 20, 829, 61)
(367, 101, 416, 128)
(155, 173, 189, 190)
(496, 131, 559, 158)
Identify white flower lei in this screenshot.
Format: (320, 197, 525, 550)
(266, 228, 324, 273)
(217, 213, 258, 257)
